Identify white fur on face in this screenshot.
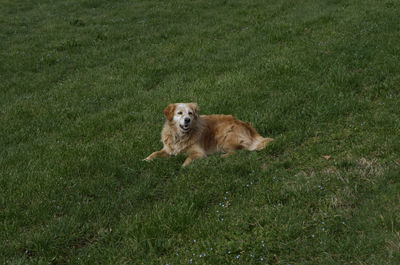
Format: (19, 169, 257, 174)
(173, 103, 195, 132)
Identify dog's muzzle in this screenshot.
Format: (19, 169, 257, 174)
(180, 118, 191, 132)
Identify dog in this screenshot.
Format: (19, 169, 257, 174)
(143, 103, 274, 167)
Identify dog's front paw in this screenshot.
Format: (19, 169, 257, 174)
(143, 156, 153, 162)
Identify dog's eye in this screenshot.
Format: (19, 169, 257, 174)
(177, 111, 183, 115)
(188, 112, 193, 115)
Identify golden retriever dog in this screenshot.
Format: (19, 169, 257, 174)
(143, 103, 274, 167)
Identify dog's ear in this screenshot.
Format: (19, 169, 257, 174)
(163, 104, 176, 121)
(190, 103, 200, 118)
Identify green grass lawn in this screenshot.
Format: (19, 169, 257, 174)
(1, 0, 400, 264)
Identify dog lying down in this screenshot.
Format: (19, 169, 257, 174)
(144, 103, 274, 167)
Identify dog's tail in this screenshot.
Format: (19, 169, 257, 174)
(238, 121, 274, 151)
(248, 136, 274, 151)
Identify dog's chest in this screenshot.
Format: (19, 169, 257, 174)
(163, 133, 191, 155)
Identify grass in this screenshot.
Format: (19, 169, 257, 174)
(1, 0, 400, 264)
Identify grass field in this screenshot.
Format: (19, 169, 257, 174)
(1, 0, 400, 264)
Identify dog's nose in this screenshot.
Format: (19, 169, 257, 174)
(184, 117, 191, 123)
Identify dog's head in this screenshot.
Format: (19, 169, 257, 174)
(164, 103, 199, 132)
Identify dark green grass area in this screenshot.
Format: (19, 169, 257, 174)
(1, 0, 400, 264)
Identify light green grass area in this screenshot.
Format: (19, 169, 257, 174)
(1, 0, 399, 264)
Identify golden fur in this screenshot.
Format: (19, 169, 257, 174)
(144, 103, 274, 167)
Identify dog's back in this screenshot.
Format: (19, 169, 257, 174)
(199, 115, 274, 155)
